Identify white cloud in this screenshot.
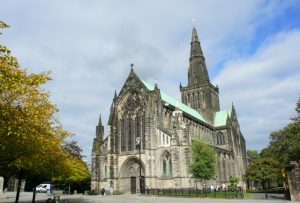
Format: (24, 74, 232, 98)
(214, 29, 300, 150)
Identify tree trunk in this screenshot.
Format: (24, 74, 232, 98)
(68, 184, 70, 195)
(32, 188, 36, 203)
(263, 181, 268, 199)
(15, 171, 23, 203)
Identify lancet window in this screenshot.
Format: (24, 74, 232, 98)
(120, 91, 146, 152)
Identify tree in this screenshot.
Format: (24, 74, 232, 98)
(245, 157, 281, 199)
(53, 141, 90, 193)
(64, 140, 84, 159)
(267, 97, 300, 168)
(247, 149, 259, 159)
(189, 140, 216, 181)
(0, 21, 73, 203)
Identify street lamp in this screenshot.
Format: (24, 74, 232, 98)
(135, 137, 143, 194)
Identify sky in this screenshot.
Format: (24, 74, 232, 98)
(1, 0, 300, 165)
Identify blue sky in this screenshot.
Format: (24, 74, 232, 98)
(1, 0, 300, 164)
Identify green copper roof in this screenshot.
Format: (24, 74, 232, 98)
(214, 110, 231, 127)
(142, 80, 206, 123)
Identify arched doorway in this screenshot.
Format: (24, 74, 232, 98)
(119, 156, 145, 194)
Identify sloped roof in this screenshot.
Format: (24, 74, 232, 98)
(214, 110, 231, 127)
(142, 80, 207, 123)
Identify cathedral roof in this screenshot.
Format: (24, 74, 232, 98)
(214, 109, 231, 127)
(141, 80, 207, 123)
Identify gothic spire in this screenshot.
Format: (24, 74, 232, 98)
(188, 27, 210, 86)
(114, 90, 117, 99)
(98, 114, 102, 126)
(190, 27, 203, 58)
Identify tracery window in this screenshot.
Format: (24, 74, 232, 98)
(163, 160, 167, 176)
(120, 92, 146, 152)
(216, 132, 225, 145)
(161, 151, 172, 178)
(169, 159, 173, 176)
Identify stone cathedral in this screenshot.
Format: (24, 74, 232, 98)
(91, 27, 247, 193)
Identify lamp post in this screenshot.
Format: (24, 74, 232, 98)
(135, 137, 143, 194)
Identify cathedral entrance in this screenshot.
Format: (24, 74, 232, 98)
(130, 177, 136, 194)
(120, 157, 145, 194)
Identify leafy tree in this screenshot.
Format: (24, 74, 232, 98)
(229, 177, 239, 191)
(267, 97, 300, 168)
(64, 140, 84, 159)
(245, 157, 281, 198)
(0, 21, 74, 202)
(53, 141, 90, 193)
(247, 149, 259, 159)
(189, 140, 216, 181)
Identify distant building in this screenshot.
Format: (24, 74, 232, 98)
(91, 27, 247, 193)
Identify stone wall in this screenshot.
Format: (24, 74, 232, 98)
(286, 161, 300, 201)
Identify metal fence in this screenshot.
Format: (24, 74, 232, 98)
(145, 188, 244, 199)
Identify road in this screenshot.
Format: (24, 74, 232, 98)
(0, 192, 288, 203)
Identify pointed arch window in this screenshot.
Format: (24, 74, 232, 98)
(161, 152, 173, 178)
(217, 132, 225, 145)
(169, 159, 173, 176)
(120, 92, 146, 152)
(163, 160, 167, 176)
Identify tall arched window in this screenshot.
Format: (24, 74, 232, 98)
(163, 160, 167, 176)
(217, 132, 225, 145)
(169, 159, 172, 176)
(161, 151, 172, 178)
(120, 92, 146, 152)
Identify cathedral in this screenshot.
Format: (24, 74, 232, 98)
(91, 27, 247, 194)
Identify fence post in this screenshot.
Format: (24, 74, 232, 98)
(189, 188, 190, 197)
(182, 188, 183, 196)
(163, 188, 164, 195)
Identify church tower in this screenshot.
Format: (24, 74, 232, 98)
(180, 27, 220, 124)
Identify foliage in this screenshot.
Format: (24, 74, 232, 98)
(267, 97, 300, 168)
(52, 156, 90, 192)
(0, 21, 71, 179)
(245, 157, 281, 182)
(246, 149, 259, 159)
(229, 177, 239, 191)
(189, 140, 216, 180)
(64, 140, 83, 159)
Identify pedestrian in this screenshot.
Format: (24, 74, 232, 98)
(101, 188, 105, 196)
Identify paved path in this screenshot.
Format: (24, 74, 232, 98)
(0, 192, 289, 203)
(82, 194, 289, 203)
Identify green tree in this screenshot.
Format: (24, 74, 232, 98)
(247, 149, 259, 159)
(245, 157, 281, 199)
(0, 21, 73, 203)
(189, 140, 216, 181)
(53, 141, 90, 193)
(267, 97, 300, 168)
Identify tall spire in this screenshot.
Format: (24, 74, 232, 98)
(188, 27, 209, 86)
(190, 27, 203, 58)
(98, 114, 102, 125)
(96, 113, 104, 141)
